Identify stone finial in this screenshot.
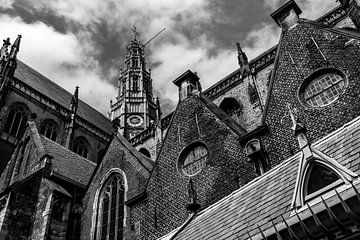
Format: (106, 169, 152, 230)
(9, 35, 21, 59)
(235, 42, 250, 76)
(0, 38, 10, 61)
(280, 103, 304, 133)
(70, 86, 79, 113)
(281, 103, 310, 152)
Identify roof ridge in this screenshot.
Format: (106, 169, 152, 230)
(16, 60, 112, 134)
(40, 135, 96, 166)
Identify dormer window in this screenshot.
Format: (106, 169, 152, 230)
(304, 162, 341, 200)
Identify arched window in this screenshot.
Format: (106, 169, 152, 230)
(73, 137, 90, 159)
(3, 103, 29, 140)
(304, 163, 340, 198)
(97, 174, 125, 240)
(40, 119, 58, 141)
(139, 148, 151, 158)
(219, 98, 242, 116)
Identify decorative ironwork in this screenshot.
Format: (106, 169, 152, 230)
(281, 215, 299, 240)
(271, 220, 283, 240)
(306, 203, 335, 239)
(294, 211, 316, 239)
(257, 225, 267, 240)
(320, 196, 351, 235)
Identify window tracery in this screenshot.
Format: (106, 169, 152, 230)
(178, 142, 208, 176)
(97, 174, 125, 240)
(3, 103, 29, 140)
(40, 119, 58, 141)
(73, 137, 90, 159)
(299, 69, 346, 108)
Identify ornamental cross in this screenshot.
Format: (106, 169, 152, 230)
(280, 103, 298, 129)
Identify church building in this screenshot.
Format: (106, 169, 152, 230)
(1, 0, 360, 239)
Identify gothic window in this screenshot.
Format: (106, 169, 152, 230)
(97, 174, 125, 240)
(132, 59, 138, 67)
(300, 69, 346, 108)
(219, 98, 242, 117)
(48, 195, 71, 240)
(178, 142, 208, 176)
(304, 163, 340, 198)
(3, 103, 29, 139)
(73, 137, 90, 159)
(40, 119, 58, 141)
(132, 75, 139, 91)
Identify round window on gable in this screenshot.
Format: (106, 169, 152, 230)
(177, 142, 208, 177)
(299, 69, 346, 108)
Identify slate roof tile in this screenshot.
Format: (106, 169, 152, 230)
(41, 135, 96, 187)
(160, 116, 360, 240)
(14, 60, 113, 134)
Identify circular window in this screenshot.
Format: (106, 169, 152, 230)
(178, 142, 208, 176)
(300, 69, 346, 108)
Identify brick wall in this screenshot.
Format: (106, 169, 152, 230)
(263, 22, 360, 166)
(81, 135, 151, 240)
(130, 95, 256, 239)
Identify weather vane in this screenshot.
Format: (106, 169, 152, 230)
(280, 103, 298, 128)
(132, 25, 139, 40)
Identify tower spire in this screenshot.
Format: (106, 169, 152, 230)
(110, 28, 157, 139)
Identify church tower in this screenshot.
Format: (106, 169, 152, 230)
(110, 27, 157, 139)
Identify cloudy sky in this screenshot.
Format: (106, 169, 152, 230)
(0, 0, 339, 115)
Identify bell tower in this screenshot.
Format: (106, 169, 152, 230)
(110, 27, 157, 139)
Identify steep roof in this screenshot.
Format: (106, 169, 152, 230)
(41, 135, 96, 187)
(14, 60, 113, 134)
(159, 116, 360, 240)
(0, 122, 96, 191)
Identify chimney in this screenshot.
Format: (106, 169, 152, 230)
(271, 0, 302, 31)
(173, 70, 201, 102)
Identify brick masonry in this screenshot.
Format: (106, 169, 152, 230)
(81, 134, 152, 240)
(127, 95, 257, 239)
(263, 21, 360, 166)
